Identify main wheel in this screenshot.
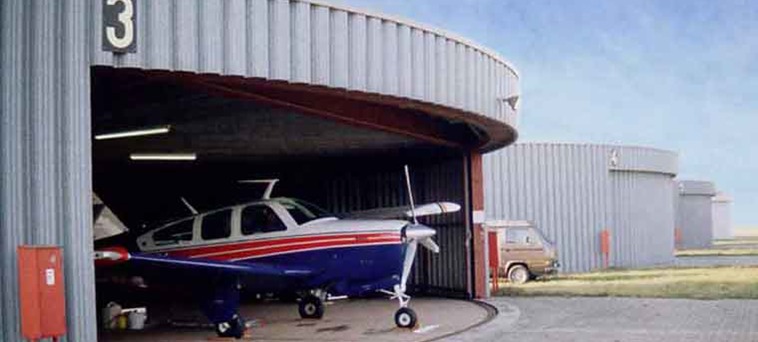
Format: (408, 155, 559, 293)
(394, 307, 417, 329)
(298, 295, 324, 319)
(508, 264, 530, 284)
(215, 314, 245, 339)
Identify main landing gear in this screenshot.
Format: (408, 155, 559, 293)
(215, 314, 246, 339)
(298, 289, 326, 319)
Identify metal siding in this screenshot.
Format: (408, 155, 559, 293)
(712, 196, 733, 240)
(174, 0, 200, 71)
(484, 143, 678, 273)
(310, 5, 330, 85)
(411, 28, 425, 100)
(397, 24, 412, 97)
(248, 0, 270, 78)
(269, 0, 290, 80)
(225, 0, 248, 76)
(677, 184, 715, 249)
(291, 0, 311, 83)
(348, 13, 367, 91)
(381, 20, 398, 95)
(1, 1, 96, 341)
(329, 9, 348, 88)
(366, 17, 383, 92)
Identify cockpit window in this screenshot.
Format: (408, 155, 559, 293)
(241, 205, 286, 234)
(154, 219, 193, 246)
(201, 209, 232, 240)
(275, 198, 334, 225)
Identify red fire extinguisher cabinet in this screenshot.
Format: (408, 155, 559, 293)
(17, 246, 67, 340)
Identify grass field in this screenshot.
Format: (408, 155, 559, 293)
(496, 266, 758, 300)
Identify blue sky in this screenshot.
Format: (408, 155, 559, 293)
(340, 0, 758, 227)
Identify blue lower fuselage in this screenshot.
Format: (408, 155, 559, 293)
(237, 243, 406, 296)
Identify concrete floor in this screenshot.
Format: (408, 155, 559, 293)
(446, 297, 758, 342)
(99, 297, 493, 341)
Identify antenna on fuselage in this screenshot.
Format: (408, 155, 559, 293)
(180, 197, 198, 215)
(238, 179, 280, 199)
(404, 165, 418, 225)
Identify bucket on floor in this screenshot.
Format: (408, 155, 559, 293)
(127, 308, 147, 330)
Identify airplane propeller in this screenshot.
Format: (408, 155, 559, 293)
(402, 165, 441, 254)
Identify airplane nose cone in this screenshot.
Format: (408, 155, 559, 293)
(404, 224, 437, 239)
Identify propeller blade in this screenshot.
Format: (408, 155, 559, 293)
(419, 237, 440, 254)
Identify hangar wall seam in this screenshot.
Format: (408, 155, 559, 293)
(87, 0, 520, 130)
(483, 143, 678, 273)
(1, 1, 97, 341)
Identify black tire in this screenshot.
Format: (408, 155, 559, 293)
(215, 314, 245, 339)
(394, 307, 417, 329)
(508, 265, 530, 284)
(298, 295, 325, 319)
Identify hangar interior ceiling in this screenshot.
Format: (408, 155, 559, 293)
(92, 67, 471, 297)
(92, 67, 483, 163)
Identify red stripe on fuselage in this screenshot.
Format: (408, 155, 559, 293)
(213, 238, 401, 261)
(156, 232, 401, 260)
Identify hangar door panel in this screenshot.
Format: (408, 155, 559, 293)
(318, 158, 469, 297)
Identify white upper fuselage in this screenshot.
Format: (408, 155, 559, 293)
(136, 198, 408, 259)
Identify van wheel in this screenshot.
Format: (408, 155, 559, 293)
(508, 265, 530, 284)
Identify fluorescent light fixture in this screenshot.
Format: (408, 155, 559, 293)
(129, 153, 196, 161)
(95, 125, 171, 140)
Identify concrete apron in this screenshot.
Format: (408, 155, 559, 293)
(99, 297, 494, 341)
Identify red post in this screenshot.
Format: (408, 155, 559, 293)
(488, 231, 500, 292)
(470, 152, 487, 299)
(600, 230, 610, 269)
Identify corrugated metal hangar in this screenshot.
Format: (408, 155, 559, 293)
(483, 143, 679, 273)
(676, 180, 717, 249)
(712, 192, 734, 240)
(0, 0, 520, 340)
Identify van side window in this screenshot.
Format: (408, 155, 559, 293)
(241, 205, 286, 235)
(154, 219, 193, 246)
(201, 209, 232, 240)
(505, 228, 532, 245)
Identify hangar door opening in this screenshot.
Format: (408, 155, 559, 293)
(90, 66, 475, 313)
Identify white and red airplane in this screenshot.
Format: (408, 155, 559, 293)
(95, 167, 459, 338)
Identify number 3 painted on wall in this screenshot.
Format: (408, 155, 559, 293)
(104, 0, 135, 52)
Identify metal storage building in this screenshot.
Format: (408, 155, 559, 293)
(711, 192, 734, 240)
(676, 180, 717, 249)
(483, 143, 679, 273)
(0, 0, 520, 340)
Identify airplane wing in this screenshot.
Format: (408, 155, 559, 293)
(343, 202, 461, 220)
(94, 247, 314, 278)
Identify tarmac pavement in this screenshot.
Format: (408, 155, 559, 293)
(445, 297, 758, 342)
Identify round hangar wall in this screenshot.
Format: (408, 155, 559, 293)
(483, 143, 679, 273)
(712, 192, 734, 240)
(676, 180, 717, 249)
(0, 0, 520, 340)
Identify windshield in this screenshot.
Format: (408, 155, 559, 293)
(532, 227, 553, 245)
(275, 198, 335, 225)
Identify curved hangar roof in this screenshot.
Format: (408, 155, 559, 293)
(91, 0, 520, 152)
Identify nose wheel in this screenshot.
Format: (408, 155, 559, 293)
(394, 307, 417, 328)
